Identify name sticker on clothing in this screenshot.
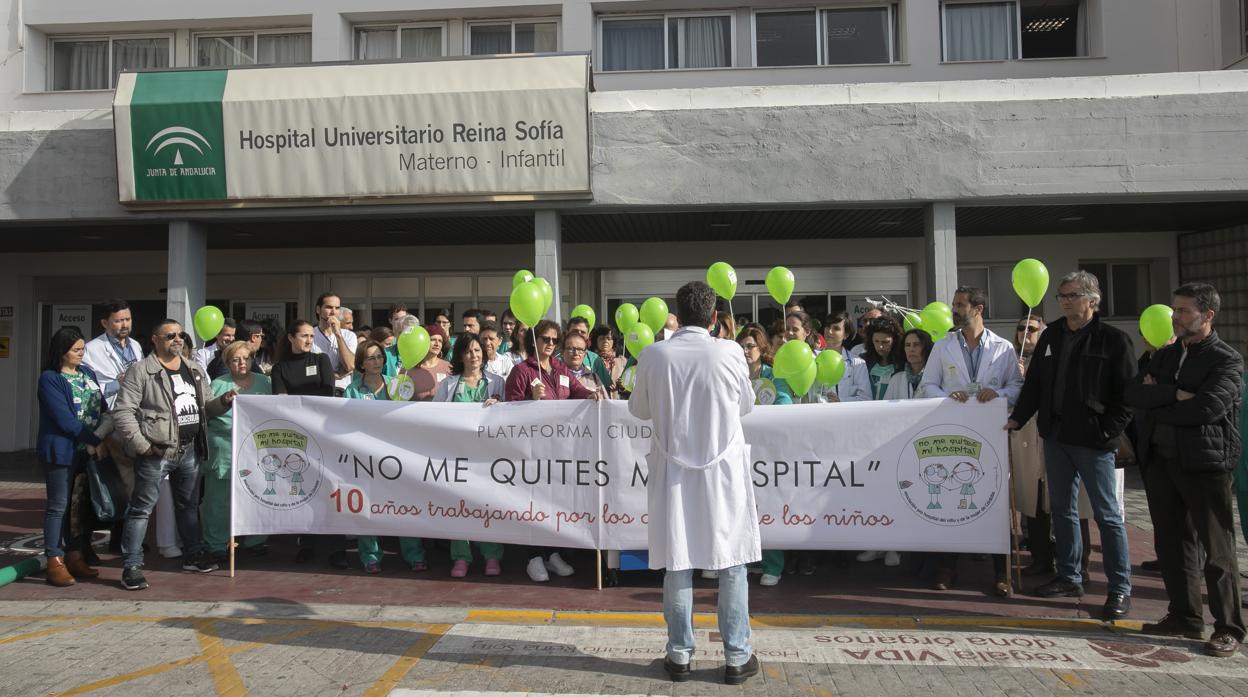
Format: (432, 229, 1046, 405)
(305, 365, 319, 377)
(558, 375, 570, 388)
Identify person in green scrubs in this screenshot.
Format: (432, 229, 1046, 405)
(204, 341, 270, 561)
(435, 333, 507, 577)
(347, 340, 427, 574)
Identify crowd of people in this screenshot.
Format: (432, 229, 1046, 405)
(34, 273, 1247, 656)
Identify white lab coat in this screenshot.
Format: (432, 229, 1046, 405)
(882, 367, 923, 400)
(797, 348, 871, 404)
(82, 333, 144, 409)
(919, 327, 1023, 408)
(628, 326, 762, 571)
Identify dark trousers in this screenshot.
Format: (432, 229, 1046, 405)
(1143, 452, 1245, 639)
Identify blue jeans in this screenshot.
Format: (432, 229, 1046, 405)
(121, 447, 205, 568)
(1045, 440, 1132, 595)
(41, 455, 85, 558)
(663, 565, 752, 667)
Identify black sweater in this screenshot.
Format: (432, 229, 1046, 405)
(1125, 331, 1243, 473)
(271, 352, 334, 397)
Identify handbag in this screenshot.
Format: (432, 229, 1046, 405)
(85, 455, 129, 522)
(1114, 432, 1137, 468)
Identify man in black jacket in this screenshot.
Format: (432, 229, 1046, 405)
(1008, 270, 1134, 620)
(1126, 282, 1244, 658)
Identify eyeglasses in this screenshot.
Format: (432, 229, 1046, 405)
(1054, 292, 1086, 302)
(1016, 326, 1040, 334)
(564, 347, 587, 354)
(538, 335, 559, 344)
(740, 342, 759, 350)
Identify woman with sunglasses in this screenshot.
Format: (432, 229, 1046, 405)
(435, 333, 507, 577)
(504, 320, 602, 582)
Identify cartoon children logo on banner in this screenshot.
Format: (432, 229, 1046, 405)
(236, 420, 323, 510)
(896, 424, 1000, 526)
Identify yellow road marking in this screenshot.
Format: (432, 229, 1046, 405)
(193, 618, 249, 697)
(53, 622, 336, 696)
(0, 620, 100, 646)
(362, 623, 452, 697)
(1056, 670, 1088, 688)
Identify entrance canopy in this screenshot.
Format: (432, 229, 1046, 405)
(113, 54, 591, 207)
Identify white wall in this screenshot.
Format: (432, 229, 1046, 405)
(0, 0, 1231, 111)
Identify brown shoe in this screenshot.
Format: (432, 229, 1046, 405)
(65, 551, 99, 579)
(1205, 632, 1241, 658)
(993, 576, 1012, 597)
(45, 556, 76, 587)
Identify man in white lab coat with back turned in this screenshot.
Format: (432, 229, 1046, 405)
(629, 280, 762, 686)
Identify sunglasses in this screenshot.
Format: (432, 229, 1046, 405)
(1016, 326, 1040, 334)
(538, 335, 560, 344)
(157, 332, 181, 341)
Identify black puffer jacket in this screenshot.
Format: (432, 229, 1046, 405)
(1125, 331, 1244, 473)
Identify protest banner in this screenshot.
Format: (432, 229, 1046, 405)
(231, 396, 1009, 554)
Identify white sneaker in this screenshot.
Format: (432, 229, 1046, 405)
(526, 556, 550, 582)
(856, 550, 883, 563)
(545, 553, 575, 577)
(884, 551, 901, 567)
(701, 569, 719, 580)
(760, 573, 781, 587)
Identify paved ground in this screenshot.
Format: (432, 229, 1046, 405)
(3, 452, 1248, 695)
(0, 599, 1246, 696)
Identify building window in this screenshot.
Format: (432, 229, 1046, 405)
(957, 264, 1029, 320)
(599, 14, 733, 71)
(755, 5, 898, 68)
(755, 10, 818, 67)
(353, 25, 445, 61)
(468, 20, 558, 56)
(942, 0, 1087, 62)
(51, 35, 171, 91)
(1080, 262, 1151, 318)
(196, 31, 312, 67)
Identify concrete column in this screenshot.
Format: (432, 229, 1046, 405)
(923, 202, 958, 304)
(535, 210, 563, 324)
(167, 220, 207, 335)
(561, 1, 594, 52)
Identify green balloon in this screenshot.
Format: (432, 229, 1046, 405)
(787, 362, 818, 397)
(512, 269, 534, 288)
(1012, 258, 1050, 309)
(396, 326, 430, 370)
(706, 261, 737, 300)
(920, 301, 954, 342)
(639, 297, 669, 333)
(815, 349, 846, 386)
(765, 266, 795, 306)
(532, 277, 554, 315)
(625, 324, 655, 357)
(1139, 304, 1174, 350)
(903, 312, 922, 332)
(773, 339, 815, 379)
(510, 281, 546, 327)
(615, 303, 639, 334)
(193, 305, 225, 343)
(570, 304, 596, 329)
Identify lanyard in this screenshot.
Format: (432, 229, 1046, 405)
(959, 333, 983, 381)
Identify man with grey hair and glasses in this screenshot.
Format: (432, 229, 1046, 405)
(1008, 270, 1135, 621)
(1127, 282, 1244, 657)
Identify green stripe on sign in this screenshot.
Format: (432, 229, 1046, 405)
(130, 70, 228, 201)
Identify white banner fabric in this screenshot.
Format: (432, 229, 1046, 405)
(231, 396, 1010, 554)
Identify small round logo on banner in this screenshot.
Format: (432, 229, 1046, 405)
(237, 419, 323, 510)
(895, 423, 1000, 526)
(752, 378, 778, 405)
